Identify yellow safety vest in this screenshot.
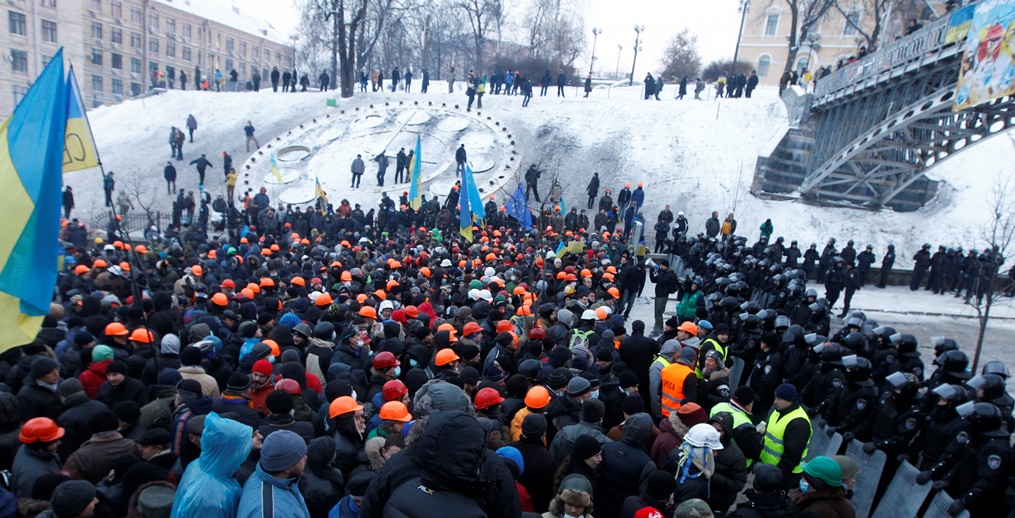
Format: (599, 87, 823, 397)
(660, 362, 693, 417)
(710, 402, 754, 467)
(760, 406, 810, 473)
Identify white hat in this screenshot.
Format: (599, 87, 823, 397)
(684, 423, 724, 450)
(441, 259, 452, 267)
(581, 309, 598, 321)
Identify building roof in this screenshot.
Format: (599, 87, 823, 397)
(153, 0, 291, 46)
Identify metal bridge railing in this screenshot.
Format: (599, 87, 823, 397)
(812, 15, 957, 103)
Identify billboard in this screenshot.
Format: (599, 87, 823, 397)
(954, 0, 1015, 111)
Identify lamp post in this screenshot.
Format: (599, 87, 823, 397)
(289, 35, 299, 69)
(733, 0, 750, 66)
(589, 27, 602, 76)
(629, 25, 644, 86)
(615, 44, 623, 78)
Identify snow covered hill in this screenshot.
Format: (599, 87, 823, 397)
(67, 84, 1015, 262)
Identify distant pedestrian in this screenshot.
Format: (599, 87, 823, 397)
(351, 154, 364, 188)
(164, 162, 177, 194)
(62, 186, 74, 219)
(252, 69, 261, 92)
(189, 154, 212, 187)
(448, 67, 455, 93)
(395, 148, 407, 184)
(455, 144, 467, 175)
(421, 68, 430, 93)
(374, 152, 389, 187)
(222, 152, 233, 179)
(243, 121, 260, 152)
(557, 72, 567, 97)
(186, 114, 197, 142)
(319, 71, 329, 92)
(584, 74, 592, 98)
(103, 172, 114, 207)
(270, 67, 280, 92)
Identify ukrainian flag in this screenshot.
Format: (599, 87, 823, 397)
(408, 135, 423, 210)
(459, 181, 473, 243)
(0, 49, 68, 352)
(462, 166, 485, 222)
(270, 153, 283, 184)
(62, 68, 99, 173)
(315, 176, 328, 207)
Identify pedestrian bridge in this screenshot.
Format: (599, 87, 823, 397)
(752, 13, 1015, 212)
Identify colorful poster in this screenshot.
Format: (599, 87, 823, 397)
(954, 0, 1015, 111)
(946, 5, 975, 44)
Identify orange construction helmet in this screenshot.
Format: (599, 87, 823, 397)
(463, 322, 483, 336)
(678, 321, 699, 335)
(104, 322, 129, 337)
(73, 265, 90, 275)
(524, 386, 551, 409)
(191, 265, 203, 277)
(315, 293, 333, 306)
(328, 396, 364, 418)
(290, 276, 306, 287)
(359, 306, 377, 319)
(262, 339, 280, 357)
(379, 401, 413, 422)
(435, 348, 460, 366)
(210, 293, 229, 306)
(19, 417, 65, 444)
(129, 328, 154, 344)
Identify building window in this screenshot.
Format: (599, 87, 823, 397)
(111, 1, 121, 19)
(130, 57, 140, 73)
(182, 23, 191, 38)
(165, 42, 174, 57)
(112, 78, 122, 95)
(130, 6, 141, 24)
(41, 20, 56, 43)
(251, 46, 258, 60)
(240, 63, 245, 76)
(9, 12, 26, 36)
(148, 61, 157, 73)
(41, 0, 56, 7)
(764, 13, 780, 37)
(225, 58, 233, 71)
(149, 38, 158, 54)
(226, 37, 233, 53)
(91, 22, 102, 40)
(166, 19, 174, 37)
(91, 48, 102, 65)
(111, 53, 122, 69)
(12, 85, 27, 105)
(796, 56, 810, 74)
(10, 49, 27, 73)
(239, 42, 246, 58)
(111, 28, 121, 43)
(130, 32, 140, 48)
(148, 13, 157, 31)
(130, 82, 140, 95)
(92, 74, 102, 93)
(758, 55, 771, 77)
(91, 0, 101, 11)
(182, 46, 191, 61)
(264, 50, 270, 64)
(42, 54, 52, 68)
(843, 12, 861, 36)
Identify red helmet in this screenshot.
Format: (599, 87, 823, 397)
(474, 387, 506, 410)
(382, 380, 408, 402)
(19, 418, 65, 444)
(373, 351, 400, 370)
(275, 378, 302, 395)
(529, 327, 547, 340)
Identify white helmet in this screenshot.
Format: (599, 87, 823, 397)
(683, 423, 724, 450)
(581, 309, 598, 321)
(379, 300, 394, 312)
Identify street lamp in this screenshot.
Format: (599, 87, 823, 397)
(289, 35, 299, 69)
(615, 45, 623, 78)
(733, 1, 750, 67)
(629, 25, 644, 86)
(589, 28, 602, 77)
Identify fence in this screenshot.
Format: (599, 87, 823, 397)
(90, 210, 175, 241)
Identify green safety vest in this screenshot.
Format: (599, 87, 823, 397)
(710, 402, 755, 466)
(696, 338, 729, 378)
(759, 406, 811, 474)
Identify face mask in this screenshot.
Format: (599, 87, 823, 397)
(393, 366, 401, 377)
(409, 359, 418, 368)
(799, 480, 810, 493)
(621, 389, 629, 396)
(564, 514, 581, 518)
(591, 390, 599, 399)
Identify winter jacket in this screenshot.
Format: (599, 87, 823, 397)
(791, 486, 855, 518)
(237, 463, 310, 518)
(11, 445, 62, 498)
(596, 413, 655, 518)
(170, 413, 253, 518)
(97, 377, 149, 409)
(727, 490, 796, 518)
(549, 421, 612, 463)
(649, 416, 686, 468)
(64, 432, 137, 483)
(179, 365, 221, 398)
(300, 438, 345, 518)
(509, 437, 559, 512)
(708, 439, 748, 513)
(649, 267, 679, 298)
(17, 379, 62, 423)
(56, 393, 110, 459)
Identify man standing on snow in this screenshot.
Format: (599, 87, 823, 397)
(455, 144, 467, 176)
(243, 121, 260, 152)
(103, 172, 115, 207)
(270, 67, 280, 92)
(374, 151, 389, 187)
(62, 186, 74, 219)
(282, 69, 292, 92)
(319, 70, 329, 92)
(649, 259, 679, 335)
(164, 162, 177, 194)
(525, 164, 542, 202)
(351, 155, 364, 188)
(186, 114, 198, 143)
(222, 152, 233, 179)
(395, 148, 407, 184)
(189, 154, 212, 187)
(586, 173, 599, 209)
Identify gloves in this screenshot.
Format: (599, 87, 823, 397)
(842, 432, 855, 442)
(946, 500, 965, 517)
(932, 480, 950, 491)
(916, 471, 932, 485)
(757, 422, 767, 436)
(862, 442, 877, 454)
(826, 427, 837, 437)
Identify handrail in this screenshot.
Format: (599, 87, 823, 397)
(812, 15, 957, 102)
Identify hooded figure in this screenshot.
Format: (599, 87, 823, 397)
(170, 412, 253, 518)
(596, 412, 654, 517)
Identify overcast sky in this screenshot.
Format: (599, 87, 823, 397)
(213, 0, 744, 77)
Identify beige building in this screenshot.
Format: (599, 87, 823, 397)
(0, 0, 293, 117)
(736, 0, 946, 86)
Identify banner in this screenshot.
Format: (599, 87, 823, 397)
(954, 0, 1015, 110)
(946, 5, 975, 44)
(63, 68, 100, 173)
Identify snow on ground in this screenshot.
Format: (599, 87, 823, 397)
(69, 80, 1015, 266)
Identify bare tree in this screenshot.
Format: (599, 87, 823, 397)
(965, 172, 1015, 373)
(459, 0, 502, 71)
(660, 29, 702, 81)
(296, 0, 333, 77)
(782, 0, 837, 79)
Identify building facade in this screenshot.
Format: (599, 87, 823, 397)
(0, 0, 293, 117)
(736, 0, 947, 87)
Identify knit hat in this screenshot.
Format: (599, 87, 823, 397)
(495, 446, 525, 475)
(347, 471, 375, 498)
(265, 390, 294, 415)
(732, 386, 756, 408)
(677, 402, 708, 427)
(89, 409, 119, 434)
(50, 480, 96, 518)
(260, 429, 308, 472)
(567, 376, 592, 397)
(459, 366, 480, 386)
(752, 463, 784, 491)
(774, 383, 798, 403)
(136, 485, 175, 518)
(521, 413, 547, 440)
(547, 366, 571, 389)
(106, 361, 129, 376)
(572, 434, 602, 461)
(673, 499, 712, 518)
(645, 469, 677, 500)
(252, 359, 274, 377)
(618, 370, 639, 389)
(227, 371, 252, 391)
(176, 379, 204, 399)
(58, 379, 84, 398)
(180, 346, 204, 367)
(581, 398, 605, 424)
(113, 401, 140, 423)
(186, 415, 206, 436)
(137, 428, 171, 447)
(484, 363, 506, 381)
(157, 368, 182, 387)
(31, 357, 59, 379)
(622, 394, 645, 415)
(595, 347, 614, 361)
(677, 347, 696, 366)
(803, 456, 843, 488)
(73, 331, 95, 347)
(92, 344, 115, 362)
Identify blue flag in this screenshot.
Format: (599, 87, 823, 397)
(463, 166, 485, 222)
(459, 181, 473, 242)
(408, 135, 423, 210)
(506, 183, 533, 230)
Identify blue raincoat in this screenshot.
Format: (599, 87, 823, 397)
(169, 412, 253, 518)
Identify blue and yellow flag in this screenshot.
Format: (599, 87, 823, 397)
(315, 176, 328, 207)
(270, 153, 283, 184)
(0, 48, 68, 352)
(62, 68, 99, 173)
(459, 182, 473, 243)
(506, 183, 533, 230)
(462, 166, 485, 223)
(408, 135, 423, 210)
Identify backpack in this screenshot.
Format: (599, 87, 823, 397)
(569, 329, 594, 351)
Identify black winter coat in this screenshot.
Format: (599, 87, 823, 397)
(57, 393, 110, 459)
(727, 490, 796, 518)
(17, 380, 61, 422)
(300, 438, 345, 518)
(708, 439, 748, 513)
(97, 377, 149, 409)
(509, 437, 559, 512)
(596, 413, 655, 518)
